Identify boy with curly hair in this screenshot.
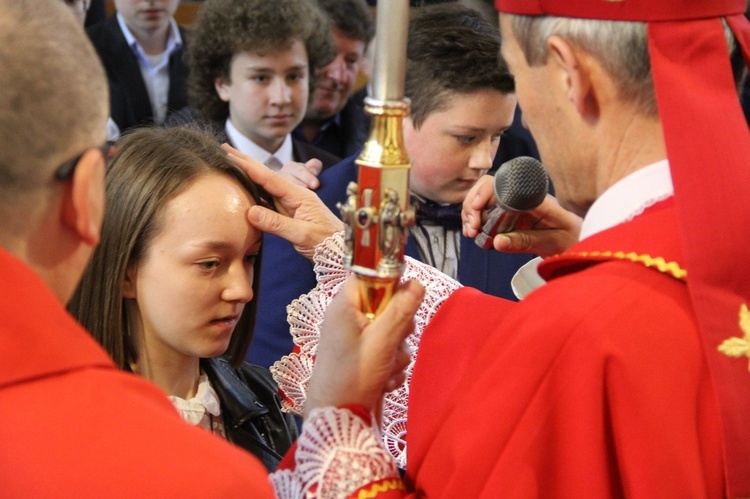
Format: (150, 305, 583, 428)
(185, 0, 340, 174)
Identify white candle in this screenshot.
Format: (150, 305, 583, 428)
(371, 0, 409, 101)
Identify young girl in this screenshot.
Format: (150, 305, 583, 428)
(69, 126, 297, 471)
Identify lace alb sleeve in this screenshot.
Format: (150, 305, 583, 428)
(270, 406, 405, 498)
(270, 231, 462, 468)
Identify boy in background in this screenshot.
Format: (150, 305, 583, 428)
(87, 0, 188, 130)
(185, 0, 340, 172)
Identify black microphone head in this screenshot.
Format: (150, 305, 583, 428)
(493, 156, 549, 212)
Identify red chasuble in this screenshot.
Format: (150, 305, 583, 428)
(406, 200, 725, 497)
(0, 249, 273, 497)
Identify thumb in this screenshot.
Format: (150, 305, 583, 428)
(247, 205, 299, 243)
(365, 280, 424, 353)
(494, 232, 531, 252)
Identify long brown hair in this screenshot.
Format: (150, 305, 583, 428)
(69, 125, 263, 368)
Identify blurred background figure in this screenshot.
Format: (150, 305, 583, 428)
(293, 0, 375, 159)
(87, 0, 188, 131)
(63, 0, 90, 25)
(61, 0, 120, 141)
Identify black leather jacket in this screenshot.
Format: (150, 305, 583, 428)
(201, 357, 298, 471)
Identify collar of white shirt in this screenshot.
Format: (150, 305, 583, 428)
(224, 119, 293, 170)
(579, 159, 672, 240)
(116, 12, 183, 66)
(512, 159, 673, 299)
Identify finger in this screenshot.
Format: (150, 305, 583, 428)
(468, 175, 495, 210)
(380, 340, 412, 393)
(462, 176, 495, 237)
(304, 158, 324, 177)
(463, 215, 480, 238)
(495, 229, 569, 256)
(247, 205, 309, 247)
(278, 170, 316, 189)
(286, 166, 320, 190)
(494, 232, 535, 253)
(393, 343, 412, 372)
(224, 146, 305, 203)
(221, 144, 273, 184)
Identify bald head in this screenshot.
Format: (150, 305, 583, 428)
(0, 0, 108, 202)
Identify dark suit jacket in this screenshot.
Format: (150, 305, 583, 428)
(491, 106, 540, 173)
(292, 87, 370, 159)
(165, 107, 342, 170)
(248, 153, 536, 369)
(87, 16, 189, 131)
(290, 138, 341, 168)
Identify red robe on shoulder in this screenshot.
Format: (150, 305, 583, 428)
(404, 199, 725, 497)
(0, 249, 273, 497)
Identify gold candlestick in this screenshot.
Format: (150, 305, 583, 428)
(337, 0, 413, 318)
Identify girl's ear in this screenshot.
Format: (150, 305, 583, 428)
(123, 265, 137, 299)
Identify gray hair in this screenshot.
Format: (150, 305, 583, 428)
(506, 14, 740, 118)
(507, 15, 656, 115)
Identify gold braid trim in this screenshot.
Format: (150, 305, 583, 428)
(355, 479, 407, 498)
(718, 303, 750, 369)
(564, 251, 687, 281)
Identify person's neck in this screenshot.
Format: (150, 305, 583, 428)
(133, 352, 201, 400)
(129, 23, 170, 56)
(1, 199, 88, 304)
(595, 108, 667, 199)
(247, 129, 284, 155)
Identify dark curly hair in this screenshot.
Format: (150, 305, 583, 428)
(186, 0, 335, 124)
(316, 0, 375, 48)
(405, 3, 515, 127)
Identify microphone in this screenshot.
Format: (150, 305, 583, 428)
(475, 156, 549, 249)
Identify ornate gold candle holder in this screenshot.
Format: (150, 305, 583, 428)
(338, 97, 415, 318)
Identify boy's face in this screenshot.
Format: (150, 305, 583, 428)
(114, 0, 178, 32)
(405, 89, 518, 204)
(215, 41, 309, 154)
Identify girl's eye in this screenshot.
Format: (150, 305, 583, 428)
(244, 254, 258, 265)
(199, 260, 220, 270)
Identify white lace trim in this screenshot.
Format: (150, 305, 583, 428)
(269, 407, 401, 499)
(271, 231, 462, 468)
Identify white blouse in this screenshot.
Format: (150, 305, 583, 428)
(168, 372, 226, 437)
